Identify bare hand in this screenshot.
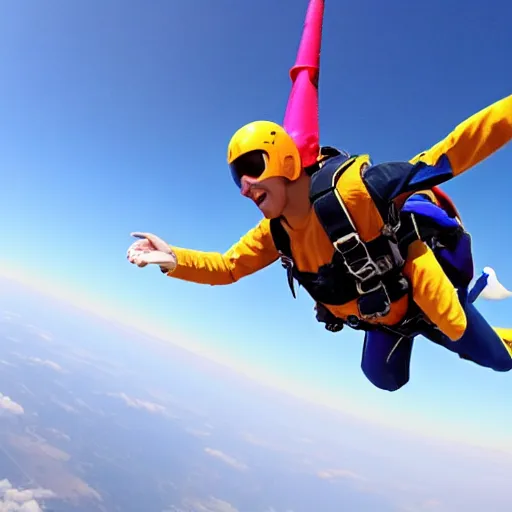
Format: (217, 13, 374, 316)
(127, 232, 177, 271)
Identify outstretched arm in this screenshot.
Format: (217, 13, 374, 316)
(409, 94, 512, 175)
(167, 218, 279, 285)
(362, 95, 512, 205)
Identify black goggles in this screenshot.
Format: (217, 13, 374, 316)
(229, 150, 268, 188)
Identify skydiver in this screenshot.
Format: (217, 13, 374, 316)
(127, 94, 512, 392)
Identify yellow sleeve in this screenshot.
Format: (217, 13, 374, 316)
(403, 240, 467, 341)
(409, 94, 512, 176)
(167, 218, 279, 285)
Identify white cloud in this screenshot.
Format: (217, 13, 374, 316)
(26, 357, 64, 373)
(107, 393, 167, 415)
(46, 428, 71, 442)
(25, 325, 52, 342)
(0, 311, 21, 322)
(51, 398, 78, 414)
(204, 448, 247, 471)
(0, 394, 24, 415)
(10, 353, 64, 374)
(0, 360, 17, 368)
(73, 397, 98, 415)
(186, 428, 211, 438)
(177, 497, 239, 512)
(0, 479, 55, 511)
(397, 498, 443, 512)
(317, 468, 365, 481)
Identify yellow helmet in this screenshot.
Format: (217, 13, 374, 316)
(227, 120, 302, 188)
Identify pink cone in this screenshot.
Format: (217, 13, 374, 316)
(283, 0, 324, 168)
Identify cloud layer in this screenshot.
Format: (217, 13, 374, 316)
(0, 479, 55, 512)
(0, 394, 24, 415)
(204, 448, 248, 471)
(107, 392, 167, 415)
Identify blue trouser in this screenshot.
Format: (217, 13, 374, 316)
(361, 295, 512, 392)
(361, 194, 512, 391)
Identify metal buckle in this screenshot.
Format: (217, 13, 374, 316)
(333, 233, 380, 282)
(387, 202, 401, 230)
(376, 256, 394, 274)
(279, 252, 294, 270)
(279, 252, 297, 299)
(357, 282, 391, 319)
(346, 315, 361, 329)
(355, 277, 381, 295)
(382, 211, 408, 268)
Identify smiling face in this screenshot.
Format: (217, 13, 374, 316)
(227, 122, 305, 219)
(240, 175, 288, 219)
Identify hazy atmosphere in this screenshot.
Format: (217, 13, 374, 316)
(1, 0, 512, 510)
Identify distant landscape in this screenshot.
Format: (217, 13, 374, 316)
(0, 276, 511, 512)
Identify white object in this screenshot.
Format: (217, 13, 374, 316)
(126, 232, 177, 272)
(479, 266, 512, 300)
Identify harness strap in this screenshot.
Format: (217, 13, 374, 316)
(269, 217, 297, 298)
(270, 217, 292, 258)
(269, 213, 423, 315)
(310, 154, 416, 319)
(270, 151, 456, 331)
(304, 146, 349, 176)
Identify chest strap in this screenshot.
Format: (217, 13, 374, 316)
(270, 154, 432, 320)
(270, 217, 414, 308)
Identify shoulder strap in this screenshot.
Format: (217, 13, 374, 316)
(269, 217, 292, 258)
(269, 217, 298, 299)
(310, 154, 409, 294)
(309, 154, 361, 248)
(270, 152, 414, 318)
(304, 146, 350, 176)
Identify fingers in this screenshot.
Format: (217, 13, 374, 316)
(127, 250, 147, 267)
(130, 232, 158, 251)
(127, 239, 149, 253)
(127, 254, 146, 265)
(126, 240, 150, 264)
(127, 250, 177, 271)
(127, 233, 175, 272)
(127, 251, 148, 267)
(130, 232, 170, 253)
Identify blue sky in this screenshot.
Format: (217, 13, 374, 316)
(0, 0, 512, 448)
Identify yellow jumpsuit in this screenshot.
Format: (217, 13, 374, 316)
(166, 95, 512, 342)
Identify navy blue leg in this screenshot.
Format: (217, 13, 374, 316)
(435, 299, 512, 372)
(402, 194, 512, 371)
(361, 331, 414, 391)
